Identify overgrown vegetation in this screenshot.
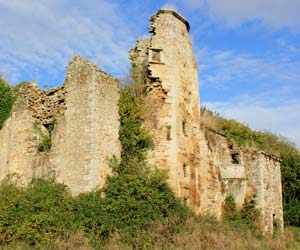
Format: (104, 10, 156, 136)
(37, 121, 56, 152)
(201, 107, 300, 227)
(1, 76, 299, 248)
(38, 137, 52, 152)
(0, 83, 190, 249)
(223, 195, 259, 231)
(0, 75, 15, 129)
(1, 182, 300, 250)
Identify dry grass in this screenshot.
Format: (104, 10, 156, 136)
(92, 217, 300, 250)
(54, 232, 93, 250)
(1, 219, 300, 250)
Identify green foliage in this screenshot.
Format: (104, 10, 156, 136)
(223, 196, 258, 230)
(239, 199, 259, 230)
(99, 85, 190, 239)
(102, 162, 189, 236)
(223, 196, 239, 221)
(201, 107, 297, 156)
(284, 200, 300, 227)
(37, 120, 56, 152)
(0, 179, 75, 245)
(118, 86, 153, 169)
(0, 76, 15, 129)
(281, 147, 300, 226)
(38, 137, 52, 152)
(0, 83, 190, 248)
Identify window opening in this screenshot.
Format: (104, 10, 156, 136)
(231, 153, 240, 164)
(182, 120, 187, 136)
(149, 48, 163, 63)
(166, 125, 171, 140)
(183, 163, 189, 179)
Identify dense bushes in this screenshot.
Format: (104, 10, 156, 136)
(0, 76, 15, 129)
(223, 196, 259, 231)
(281, 147, 300, 226)
(0, 179, 75, 244)
(99, 84, 189, 238)
(2, 183, 299, 250)
(0, 84, 189, 248)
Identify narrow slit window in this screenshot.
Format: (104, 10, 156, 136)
(183, 163, 189, 179)
(166, 126, 171, 140)
(182, 120, 187, 136)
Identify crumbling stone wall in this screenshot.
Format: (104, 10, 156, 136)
(0, 82, 53, 185)
(130, 9, 283, 234)
(244, 150, 284, 233)
(131, 9, 202, 209)
(0, 8, 283, 235)
(18, 81, 65, 126)
(0, 56, 121, 195)
(50, 56, 121, 195)
(199, 127, 283, 234)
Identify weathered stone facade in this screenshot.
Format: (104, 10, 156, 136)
(130, 8, 284, 234)
(0, 8, 283, 235)
(0, 56, 121, 195)
(199, 127, 284, 233)
(50, 56, 121, 195)
(130, 9, 202, 210)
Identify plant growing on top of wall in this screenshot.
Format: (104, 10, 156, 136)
(0, 75, 15, 129)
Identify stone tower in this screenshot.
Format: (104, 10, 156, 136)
(130, 9, 202, 209)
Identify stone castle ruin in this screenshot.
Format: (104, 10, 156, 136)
(0, 9, 283, 234)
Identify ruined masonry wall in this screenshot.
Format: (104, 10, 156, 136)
(245, 151, 284, 233)
(200, 127, 284, 233)
(0, 8, 284, 235)
(0, 86, 51, 185)
(50, 56, 121, 195)
(133, 9, 202, 209)
(0, 56, 121, 195)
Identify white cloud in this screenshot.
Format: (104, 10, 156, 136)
(0, 0, 134, 85)
(197, 48, 300, 95)
(183, 0, 300, 28)
(203, 98, 300, 148)
(197, 46, 300, 147)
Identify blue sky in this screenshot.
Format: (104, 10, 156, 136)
(0, 0, 299, 147)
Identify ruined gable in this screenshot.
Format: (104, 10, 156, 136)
(0, 56, 121, 195)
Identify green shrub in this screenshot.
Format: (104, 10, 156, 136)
(118, 86, 153, 168)
(239, 199, 259, 230)
(96, 85, 190, 239)
(223, 196, 258, 231)
(223, 195, 239, 221)
(284, 200, 300, 227)
(0, 83, 191, 247)
(38, 137, 51, 152)
(0, 76, 15, 129)
(0, 179, 75, 245)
